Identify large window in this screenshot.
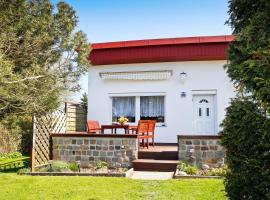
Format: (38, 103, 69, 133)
(111, 95, 165, 124)
(112, 97, 135, 122)
(140, 96, 165, 122)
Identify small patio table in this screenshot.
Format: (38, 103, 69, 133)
(101, 124, 130, 134)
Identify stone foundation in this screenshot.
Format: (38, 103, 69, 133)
(52, 134, 138, 168)
(178, 135, 225, 167)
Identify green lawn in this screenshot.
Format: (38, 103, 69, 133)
(0, 173, 227, 200)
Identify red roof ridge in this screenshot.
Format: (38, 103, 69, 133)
(92, 35, 234, 49)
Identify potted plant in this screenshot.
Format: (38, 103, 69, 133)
(118, 117, 129, 125)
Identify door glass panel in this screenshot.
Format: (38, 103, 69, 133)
(199, 99, 209, 103)
(199, 108, 202, 117)
(206, 108, 209, 116)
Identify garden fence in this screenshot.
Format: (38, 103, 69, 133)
(31, 102, 86, 172)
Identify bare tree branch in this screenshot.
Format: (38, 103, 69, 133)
(3, 75, 45, 84)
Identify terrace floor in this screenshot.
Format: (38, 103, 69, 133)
(139, 144, 178, 152)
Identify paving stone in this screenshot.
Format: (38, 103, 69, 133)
(185, 140, 192, 145)
(90, 146, 95, 150)
(77, 139, 83, 145)
(100, 151, 106, 157)
(193, 140, 200, 145)
(90, 140, 96, 144)
(130, 171, 174, 180)
(72, 139, 76, 145)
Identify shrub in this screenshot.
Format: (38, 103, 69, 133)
(35, 166, 48, 172)
(221, 98, 270, 199)
(95, 161, 108, 170)
(177, 162, 187, 171)
(0, 115, 32, 154)
(184, 166, 198, 175)
(177, 162, 198, 175)
(46, 161, 69, 172)
(205, 166, 228, 177)
(0, 122, 21, 153)
(69, 162, 80, 172)
(17, 167, 31, 174)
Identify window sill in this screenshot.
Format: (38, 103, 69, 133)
(123, 123, 166, 127)
(156, 123, 166, 127)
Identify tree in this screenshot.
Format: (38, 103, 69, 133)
(226, 0, 270, 112)
(80, 92, 88, 113)
(0, 0, 91, 117)
(221, 98, 270, 199)
(222, 0, 270, 199)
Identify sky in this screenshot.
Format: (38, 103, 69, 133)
(55, 0, 232, 100)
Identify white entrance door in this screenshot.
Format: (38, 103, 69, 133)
(192, 95, 216, 134)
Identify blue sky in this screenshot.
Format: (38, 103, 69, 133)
(56, 0, 232, 100)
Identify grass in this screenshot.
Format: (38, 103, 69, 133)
(0, 173, 227, 200)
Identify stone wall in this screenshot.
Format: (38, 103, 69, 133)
(178, 135, 225, 167)
(52, 134, 138, 168)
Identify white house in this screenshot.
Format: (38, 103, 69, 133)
(88, 35, 235, 143)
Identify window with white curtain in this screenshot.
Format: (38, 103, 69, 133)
(140, 96, 165, 122)
(112, 97, 135, 122)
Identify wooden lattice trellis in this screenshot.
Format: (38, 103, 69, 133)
(31, 108, 66, 172)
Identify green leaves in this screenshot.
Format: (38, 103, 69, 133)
(221, 98, 270, 199)
(223, 1, 270, 198)
(0, 0, 90, 116)
(226, 0, 270, 112)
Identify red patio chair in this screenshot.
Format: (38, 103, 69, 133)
(87, 120, 101, 134)
(147, 120, 156, 147)
(137, 120, 149, 148)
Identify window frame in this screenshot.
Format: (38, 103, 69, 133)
(111, 96, 136, 123)
(139, 96, 165, 124)
(110, 93, 166, 126)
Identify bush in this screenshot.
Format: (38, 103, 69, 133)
(0, 122, 21, 153)
(205, 166, 228, 177)
(184, 166, 198, 175)
(17, 167, 31, 174)
(221, 98, 270, 199)
(95, 161, 108, 170)
(0, 115, 32, 154)
(46, 161, 69, 172)
(177, 162, 187, 171)
(177, 162, 198, 175)
(69, 162, 80, 172)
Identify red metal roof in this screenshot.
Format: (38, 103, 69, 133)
(90, 35, 234, 65)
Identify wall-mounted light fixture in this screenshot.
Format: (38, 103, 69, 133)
(180, 92, 186, 98)
(179, 72, 187, 82)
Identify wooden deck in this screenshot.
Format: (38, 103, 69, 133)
(139, 144, 178, 152)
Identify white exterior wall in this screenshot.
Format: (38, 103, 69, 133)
(88, 61, 235, 143)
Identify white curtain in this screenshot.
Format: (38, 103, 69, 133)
(140, 96, 164, 117)
(112, 97, 135, 117)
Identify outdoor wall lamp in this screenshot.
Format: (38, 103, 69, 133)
(179, 72, 187, 82)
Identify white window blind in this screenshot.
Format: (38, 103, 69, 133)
(140, 96, 165, 122)
(100, 70, 172, 80)
(112, 97, 135, 122)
